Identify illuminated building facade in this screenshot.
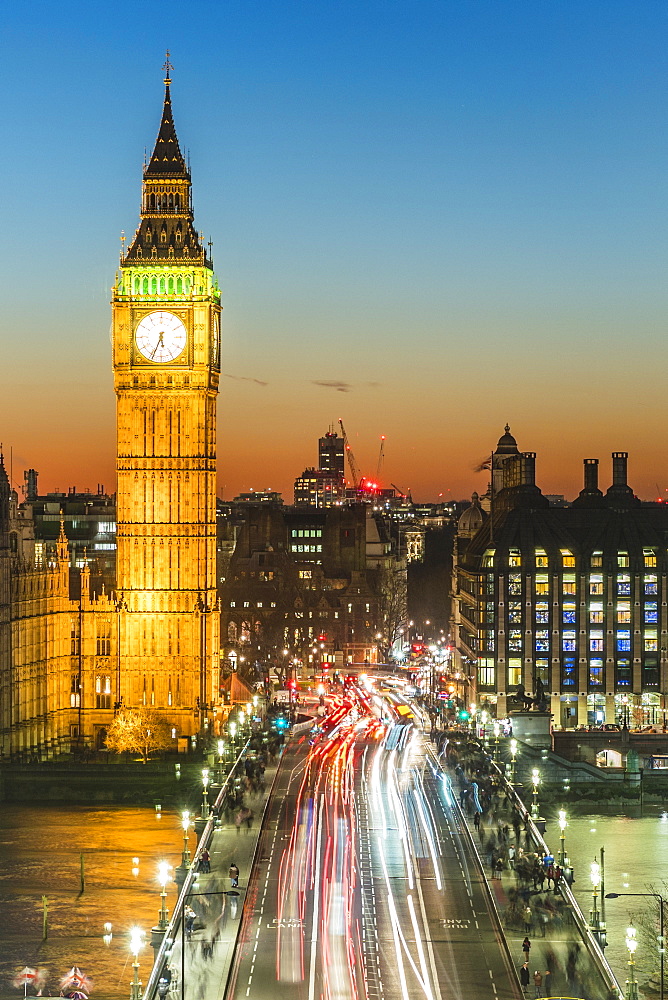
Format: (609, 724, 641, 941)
(112, 68, 220, 734)
(455, 431, 668, 729)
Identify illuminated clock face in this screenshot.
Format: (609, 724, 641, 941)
(135, 311, 187, 363)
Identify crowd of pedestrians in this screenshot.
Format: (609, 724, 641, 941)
(443, 737, 599, 998)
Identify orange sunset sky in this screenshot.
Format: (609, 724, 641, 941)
(2, 1, 668, 504)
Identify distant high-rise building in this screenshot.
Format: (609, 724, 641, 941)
(294, 468, 345, 507)
(318, 430, 345, 477)
(23, 469, 38, 503)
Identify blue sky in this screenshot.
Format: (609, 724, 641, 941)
(1, 1, 668, 500)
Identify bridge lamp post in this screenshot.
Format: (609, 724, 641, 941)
(531, 768, 540, 819)
(201, 768, 210, 819)
(558, 810, 567, 866)
(217, 739, 225, 783)
(510, 738, 518, 785)
(493, 721, 500, 762)
(157, 862, 170, 930)
(129, 926, 144, 1000)
(589, 860, 606, 946)
(625, 923, 639, 1000)
(606, 892, 664, 1000)
(181, 810, 191, 867)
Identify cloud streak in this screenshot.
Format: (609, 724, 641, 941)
(222, 372, 268, 387)
(311, 380, 353, 393)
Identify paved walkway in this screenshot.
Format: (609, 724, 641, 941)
(446, 758, 617, 1000)
(159, 764, 278, 1000)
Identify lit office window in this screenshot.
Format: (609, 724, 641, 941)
(508, 630, 522, 652)
(561, 657, 577, 688)
(589, 659, 604, 687)
(507, 601, 522, 624)
(616, 601, 631, 624)
(589, 630, 603, 652)
(535, 630, 549, 652)
(616, 629, 631, 652)
(562, 630, 576, 652)
(535, 601, 549, 624)
(589, 602, 603, 624)
(644, 630, 658, 652)
(508, 659, 522, 687)
(644, 602, 658, 624)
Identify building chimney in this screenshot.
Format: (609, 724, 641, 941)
(612, 452, 628, 488)
(584, 459, 599, 492)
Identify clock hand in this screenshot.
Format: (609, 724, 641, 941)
(150, 332, 165, 359)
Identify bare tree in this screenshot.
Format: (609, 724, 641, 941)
(373, 564, 408, 661)
(105, 707, 173, 763)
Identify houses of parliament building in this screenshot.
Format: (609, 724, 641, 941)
(0, 70, 220, 757)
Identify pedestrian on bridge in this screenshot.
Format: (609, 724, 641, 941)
(229, 862, 239, 888)
(533, 969, 543, 997)
(519, 962, 530, 994)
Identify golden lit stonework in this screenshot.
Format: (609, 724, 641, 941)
(111, 72, 220, 736)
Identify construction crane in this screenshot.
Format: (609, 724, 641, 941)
(376, 436, 385, 481)
(338, 418, 360, 490)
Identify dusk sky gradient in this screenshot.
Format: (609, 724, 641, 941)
(2, 1, 668, 502)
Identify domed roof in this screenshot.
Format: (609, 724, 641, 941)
(495, 423, 519, 455)
(458, 492, 485, 536)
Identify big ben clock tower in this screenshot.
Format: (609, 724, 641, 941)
(112, 64, 220, 736)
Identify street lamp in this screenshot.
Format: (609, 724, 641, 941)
(626, 923, 639, 1000)
(510, 738, 518, 785)
(129, 927, 144, 1000)
(558, 810, 567, 866)
(217, 739, 225, 783)
(157, 862, 170, 930)
(493, 721, 500, 761)
(590, 860, 602, 941)
(181, 810, 191, 866)
(201, 768, 210, 819)
(606, 892, 665, 1000)
(531, 768, 540, 819)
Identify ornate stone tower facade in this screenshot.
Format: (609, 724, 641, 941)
(112, 69, 220, 735)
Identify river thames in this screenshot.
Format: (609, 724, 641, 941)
(0, 805, 182, 1000)
(555, 804, 668, 994)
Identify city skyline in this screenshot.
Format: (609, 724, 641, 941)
(2, 1, 668, 502)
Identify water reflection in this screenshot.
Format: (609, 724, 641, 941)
(566, 808, 668, 992)
(0, 806, 181, 1000)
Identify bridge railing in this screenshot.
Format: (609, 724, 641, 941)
(142, 739, 252, 1000)
(470, 747, 623, 1000)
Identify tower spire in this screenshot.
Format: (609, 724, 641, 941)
(123, 63, 210, 267)
(145, 59, 188, 178)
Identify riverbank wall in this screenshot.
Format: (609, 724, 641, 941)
(0, 760, 214, 806)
